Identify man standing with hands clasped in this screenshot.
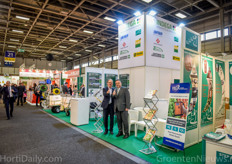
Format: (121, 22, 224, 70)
(113, 79, 130, 139)
(102, 79, 115, 135)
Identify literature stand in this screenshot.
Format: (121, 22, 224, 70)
(92, 89, 104, 133)
(140, 90, 159, 154)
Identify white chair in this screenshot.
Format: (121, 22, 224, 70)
(128, 110, 139, 135)
(134, 108, 150, 137)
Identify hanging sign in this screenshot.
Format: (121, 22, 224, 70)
(163, 83, 190, 150)
(5, 51, 16, 62)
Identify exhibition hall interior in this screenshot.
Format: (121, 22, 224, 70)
(1, 0, 232, 163)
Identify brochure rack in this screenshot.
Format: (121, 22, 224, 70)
(140, 90, 159, 154)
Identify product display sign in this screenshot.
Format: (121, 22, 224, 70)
(87, 72, 102, 97)
(201, 56, 214, 127)
(118, 14, 145, 69)
(183, 49, 199, 131)
(104, 74, 118, 87)
(163, 83, 190, 151)
(185, 30, 199, 52)
(146, 15, 181, 69)
(215, 59, 225, 120)
(119, 74, 129, 89)
(229, 61, 232, 105)
(5, 51, 16, 62)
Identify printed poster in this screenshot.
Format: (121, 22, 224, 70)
(183, 49, 199, 131)
(215, 59, 225, 120)
(201, 56, 213, 127)
(229, 61, 232, 105)
(163, 83, 190, 150)
(185, 30, 199, 52)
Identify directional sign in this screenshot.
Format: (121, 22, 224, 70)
(18, 49, 24, 52)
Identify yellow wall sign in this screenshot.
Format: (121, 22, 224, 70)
(4, 57, 16, 62)
(134, 51, 143, 57)
(173, 56, 180, 61)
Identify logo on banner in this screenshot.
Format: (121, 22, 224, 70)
(153, 46, 163, 52)
(151, 53, 165, 58)
(133, 51, 143, 57)
(156, 19, 176, 31)
(153, 30, 163, 36)
(174, 45, 179, 53)
(186, 30, 198, 51)
(135, 29, 141, 36)
(174, 36, 179, 42)
(121, 42, 128, 49)
(173, 56, 180, 61)
(120, 50, 129, 55)
(135, 38, 141, 48)
(154, 38, 162, 46)
(120, 34, 128, 40)
(127, 17, 142, 28)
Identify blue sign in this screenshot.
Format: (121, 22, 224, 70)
(153, 30, 163, 36)
(5, 51, 16, 62)
(4, 62, 13, 67)
(120, 34, 128, 40)
(170, 83, 190, 93)
(185, 30, 198, 52)
(46, 79, 51, 84)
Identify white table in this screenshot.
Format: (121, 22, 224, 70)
(70, 98, 90, 126)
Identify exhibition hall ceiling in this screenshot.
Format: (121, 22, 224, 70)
(0, 0, 232, 61)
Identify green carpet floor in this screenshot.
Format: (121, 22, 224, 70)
(44, 109, 202, 164)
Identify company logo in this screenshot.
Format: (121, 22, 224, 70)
(127, 17, 142, 28)
(154, 38, 162, 46)
(120, 50, 129, 55)
(156, 19, 176, 31)
(174, 36, 179, 42)
(173, 56, 180, 61)
(172, 85, 180, 92)
(153, 46, 163, 52)
(120, 34, 128, 40)
(135, 38, 141, 48)
(119, 55, 129, 60)
(133, 51, 143, 57)
(136, 29, 141, 36)
(153, 30, 163, 36)
(151, 53, 165, 58)
(156, 38, 160, 44)
(174, 45, 178, 53)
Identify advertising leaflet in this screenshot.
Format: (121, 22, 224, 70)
(163, 83, 190, 150)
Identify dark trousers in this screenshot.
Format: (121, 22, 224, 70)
(36, 94, 40, 106)
(17, 95, 23, 106)
(116, 108, 129, 134)
(5, 97, 15, 119)
(24, 97, 26, 103)
(103, 103, 114, 132)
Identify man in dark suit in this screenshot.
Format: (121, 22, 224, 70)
(113, 79, 130, 139)
(101, 79, 115, 135)
(62, 82, 69, 94)
(2, 81, 18, 120)
(17, 82, 26, 106)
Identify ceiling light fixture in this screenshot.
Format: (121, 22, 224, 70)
(61, 60, 66, 62)
(142, 0, 152, 3)
(75, 54, 81, 56)
(85, 50, 92, 52)
(67, 57, 73, 59)
(8, 45, 16, 48)
(149, 10, 157, 16)
(104, 16, 116, 22)
(83, 30, 93, 34)
(115, 37, 118, 40)
(59, 46, 67, 49)
(116, 20, 123, 25)
(69, 39, 78, 43)
(10, 39, 19, 42)
(175, 13, 187, 19)
(98, 44, 106, 47)
(12, 29, 24, 33)
(16, 16, 30, 21)
(178, 23, 185, 27)
(134, 11, 141, 17)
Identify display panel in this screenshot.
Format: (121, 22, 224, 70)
(229, 61, 232, 105)
(201, 56, 213, 127)
(87, 72, 102, 97)
(119, 74, 129, 89)
(104, 74, 118, 87)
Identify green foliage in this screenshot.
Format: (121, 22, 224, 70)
(168, 98, 176, 117)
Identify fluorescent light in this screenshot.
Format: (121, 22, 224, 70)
(75, 54, 81, 56)
(116, 20, 123, 25)
(59, 46, 67, 48)
(115, 37, 118, 40)
(83, 30, 93, 34)
(69, 39, 78, 42)
(16, 16, 30, 21)
(149, 10, 157, 16)
(104, 16, 116, 22)
(178, 23, 185, 27)
(10, 39, 19, 42)
(85, 50, 92, 52)
(98, 44, 105, 47)
(41, 58, 46, 60)
(8, 45, 16, 48)
(67, 57, 73, 59)
(134, 11, 141, 17)
(142, 0, 152, 3)
(175, 13, 186, 19)
(61, 60, 66, 62)
(12, 30, 24, 33)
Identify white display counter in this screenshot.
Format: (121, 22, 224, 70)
(202, 136, 232, 164)
(70, 98, 90, 126)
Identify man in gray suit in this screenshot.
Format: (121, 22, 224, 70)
(113, 79, 130, 139)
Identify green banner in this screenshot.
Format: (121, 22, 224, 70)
(201, 56, 213, 127)
(183, 49, 199, 131)
(215, 59, 225, 120)
(185, 30, 199, 52)
(229, 61, 232, 105)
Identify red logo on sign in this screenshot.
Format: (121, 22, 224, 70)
(156, 38, 160, 44)
(122, 42, 126, 47)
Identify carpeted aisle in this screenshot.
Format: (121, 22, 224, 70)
(0, 104, 139, 164)
(43, 109, 203, 164)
